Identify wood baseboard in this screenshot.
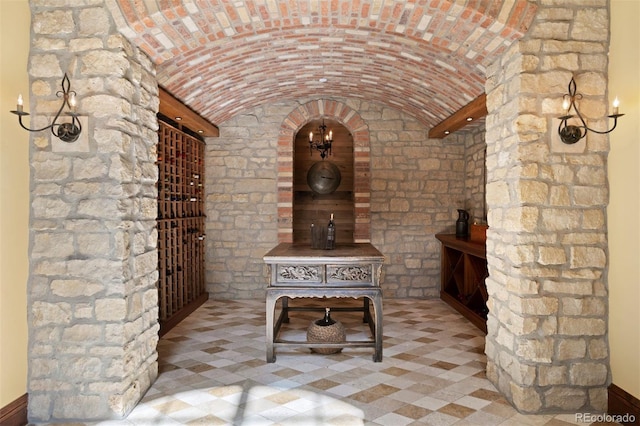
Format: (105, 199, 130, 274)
(0, 393, 28, 426)
(609, 383, 640, 425)
(159, 292, 209, 337)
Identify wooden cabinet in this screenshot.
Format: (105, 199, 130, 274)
(436, 234, 488, 333)
(157, 119, 208, 336)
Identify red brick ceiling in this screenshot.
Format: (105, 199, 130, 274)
(107, 0, 536, 128)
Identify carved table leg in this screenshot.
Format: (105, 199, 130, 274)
(265, 290, 277, 363)
(282, 296, 290, 323)
(363, 298, 370, 323)
(371, 291, 383, 362)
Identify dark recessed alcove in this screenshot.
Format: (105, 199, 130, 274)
(293, 119, 354, 244)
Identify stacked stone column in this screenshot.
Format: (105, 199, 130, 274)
(27, 1, 159, 421)
(484, 0, 610, 413)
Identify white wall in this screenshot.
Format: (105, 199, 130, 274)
(608, 0, 640, 400)
(0, 0, 30, 408)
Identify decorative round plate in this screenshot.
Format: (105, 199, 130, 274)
(307, 161, 342, 194)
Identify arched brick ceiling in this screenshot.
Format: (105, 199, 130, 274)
(107, 0, 536, 127)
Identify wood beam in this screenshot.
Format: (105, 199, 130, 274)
(429, 93, 487, 139)
(159, 87, 219, 138)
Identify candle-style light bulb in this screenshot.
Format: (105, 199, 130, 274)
(612, 97, 620, 115)
(562, 98, 570, 112)
(17, 94, 24, 113)
(329, 130, 332, 140)
(309, 131, 313, 142)
(68, 93, 77, 112)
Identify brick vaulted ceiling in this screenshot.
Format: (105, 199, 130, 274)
(106, 0, 537, 128)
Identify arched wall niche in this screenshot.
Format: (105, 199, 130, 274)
(293, 119, 355, 244)
(276, 99, 371, 243)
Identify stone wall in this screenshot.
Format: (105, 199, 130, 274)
(463, 125, 488, 224)
(205, 98, 468, 299)
(484, 0, 610, 413)
(27, 2, 159, 422)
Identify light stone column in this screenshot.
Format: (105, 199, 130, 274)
(484, 0, 610, 414)
(27, 1, 159, 422)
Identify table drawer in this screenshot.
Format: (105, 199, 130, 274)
(274, 264, 323, 285)
(327, 264, 373, 285)
(271, 263, 377, 287)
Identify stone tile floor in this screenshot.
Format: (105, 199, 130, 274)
(87, 298, 617, 425)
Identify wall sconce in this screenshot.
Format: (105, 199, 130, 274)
(10, 73, 82, 142)
(558, 77, 623, 144)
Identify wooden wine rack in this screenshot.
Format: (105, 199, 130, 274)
(436, 234, 489, 333)
(157, 119, 208, 336)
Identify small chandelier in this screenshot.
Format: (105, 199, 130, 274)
(557, 76, 624, 144)
(10, 73, 82, 143)
(309, 119, 333, 159)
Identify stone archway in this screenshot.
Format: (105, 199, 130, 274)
(276, 99, 371, 243)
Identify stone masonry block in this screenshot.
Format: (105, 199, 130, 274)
(51, 279, 104, 298)
(31, 197, 72, 219)
(573, 186, 607, 206)
(32, 233, 75, 258)
(540, 209, 581, 231)
(33, 10, 74, 35)
(83, 198, 128, 220)
(73, 156, 108, 180)
(53, 395, 107, 420)
(516, 338, 554, 363)
(538, 365, 567, 386)
(573, 9, 608, 42)
(62, 324, 104, 342)
(512, 296, 558, 316)
(96, 298, 127, 322)
(78, 7, 111, 37)
(515, 180, 548, 204)
(538, 246, 567, 265)
(544, 387, 587, 411)
(506, 244, 536, 265)
(570, 246, 606, 268)
(32, 154, 71, 181)
(561, 297, 606, 316)
(77, 233, 111, 258)
(588, 338, 609, 360)
(582, 209, 604, 230)
(559, 317, 606, 336)
(570, 362, 608, 386)
(510, 383, 542, 412)
(557, 338, 587, 360)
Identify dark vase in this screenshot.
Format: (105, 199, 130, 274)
(456, 209, 469, 238)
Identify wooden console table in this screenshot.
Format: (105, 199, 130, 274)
(436, 234, 489, 333)
(263, 243, 385, 362)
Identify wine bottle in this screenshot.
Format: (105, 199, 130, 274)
(322, 307, 335, 326)
(326, 213, 336, 249)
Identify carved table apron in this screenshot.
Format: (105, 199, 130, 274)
(263, 243, 385, 362)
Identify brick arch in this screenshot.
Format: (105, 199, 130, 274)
(277, 99, 370, 243)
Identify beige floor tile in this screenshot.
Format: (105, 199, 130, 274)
(80, 299, 618, 426)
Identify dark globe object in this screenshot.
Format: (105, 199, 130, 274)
(307, 161, 341, 194)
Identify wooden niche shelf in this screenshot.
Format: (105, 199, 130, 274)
(436, 234, 489, 333)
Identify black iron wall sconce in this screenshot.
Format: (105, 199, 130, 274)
(9, 73, 82, 142)
(557, 76, 624, 144)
